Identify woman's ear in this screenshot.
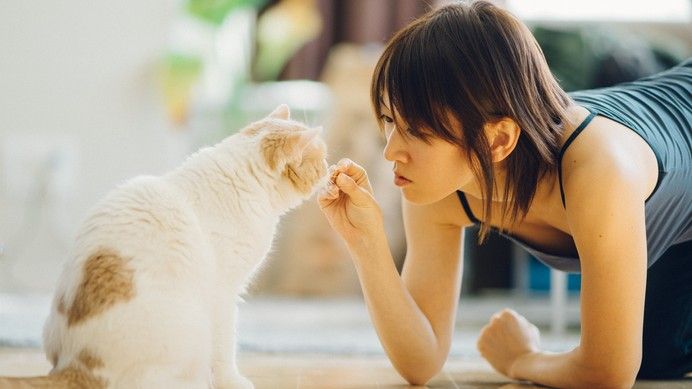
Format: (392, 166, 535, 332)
(485, 118, 520, 163)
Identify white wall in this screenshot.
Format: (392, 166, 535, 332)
(0, 0, 184, 292)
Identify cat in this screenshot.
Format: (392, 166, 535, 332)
(0, 104, 328, 389)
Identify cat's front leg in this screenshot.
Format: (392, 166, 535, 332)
(212, 300, 254, 389)
(216, 374, 254, 389)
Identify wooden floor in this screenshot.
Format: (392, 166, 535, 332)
(0, 348, 521, 388)
(1, 348, 690, 388)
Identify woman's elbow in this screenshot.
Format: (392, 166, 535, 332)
(584, 364, 639, 389)
(592, 373, 637, 389)
(396, 359, 445, 386)
(400, 369, 438, 386)
(578, 347, 640, 388)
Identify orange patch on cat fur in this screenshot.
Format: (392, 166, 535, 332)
(49, 351, 59, 366)
(48, 350, 104, 385)
(261, 130, 293, 170)
(78, 349, 105, 370)
(0, 361, 107, 388)
(57, 295, 67, 315)
(52, 365, 107, 388)
(67, 250, 135, 327)
(283, 165, 313, 195)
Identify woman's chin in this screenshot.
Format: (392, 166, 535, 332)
(400, 187, 442, 205)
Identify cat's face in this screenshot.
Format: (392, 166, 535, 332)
(242, 105, 328, 198)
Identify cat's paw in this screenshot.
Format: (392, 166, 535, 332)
(215, 374, 254, 389)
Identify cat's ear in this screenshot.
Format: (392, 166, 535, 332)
(267, 104, 290, 120)
(262, 127, 322, 170)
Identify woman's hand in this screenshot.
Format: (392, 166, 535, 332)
(317, 158, 384, 246)
(477, 309, 541, 379)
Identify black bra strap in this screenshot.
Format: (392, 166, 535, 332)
(558, 109, 597, 208)
(456, 191, 480, 224)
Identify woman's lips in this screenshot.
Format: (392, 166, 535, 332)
(394, 175, 412, 187)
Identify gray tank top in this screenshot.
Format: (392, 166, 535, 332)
(457, 58, 691, 273)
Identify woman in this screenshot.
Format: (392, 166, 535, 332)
(318, 1, 691, 387)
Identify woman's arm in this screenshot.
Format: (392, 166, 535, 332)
(319, 159, 470, 385)
(356, 194, 466, 384)
(494, 142, 649, 388)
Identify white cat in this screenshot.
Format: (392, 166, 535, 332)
(0, 105, 328, 389)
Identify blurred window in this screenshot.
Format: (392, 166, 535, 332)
(506, 0, 691, 22)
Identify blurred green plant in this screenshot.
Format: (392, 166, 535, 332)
(187, 0, 268, 26)
(160, 53, 203, 126)
(161, 0, 324, 134)
(254, 0, 322, 81)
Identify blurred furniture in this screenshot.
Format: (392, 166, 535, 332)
(251, 43, 407, 296)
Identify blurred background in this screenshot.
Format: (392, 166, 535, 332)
(0, 0, 690, 357)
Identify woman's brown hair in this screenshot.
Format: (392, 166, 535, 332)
(371, 0, 572, 241)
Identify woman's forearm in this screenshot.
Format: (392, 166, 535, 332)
(511, 347, 636, 389)
(347, 232, 446, 384)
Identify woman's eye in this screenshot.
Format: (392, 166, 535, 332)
(380, 114, 394, 123)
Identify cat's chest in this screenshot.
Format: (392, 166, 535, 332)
(211, 231, 272, 253)
(209, 220, 276, 259)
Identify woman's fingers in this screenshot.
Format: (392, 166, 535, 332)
(336, 158, 366, 181)
(317, 160, 385, 244)
(476, 308, 541, 378)
(334, 173, 372, 207)
(317, 182, 340, 208)
(321, 158, 376, 210)
(331, 158, 373, 193)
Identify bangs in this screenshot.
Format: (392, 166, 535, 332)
(370, 19, 460, 145)
(368, 1, 572, 242)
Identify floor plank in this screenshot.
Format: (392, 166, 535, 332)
(1, 348, 690, 388)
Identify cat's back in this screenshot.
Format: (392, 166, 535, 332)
(43, 175, 214, 385)
(80, 175, 194, 238)
(56, 173, 209, 298)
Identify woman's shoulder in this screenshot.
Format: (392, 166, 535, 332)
(559, 105, 659, 205)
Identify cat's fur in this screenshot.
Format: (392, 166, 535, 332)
(0, 105, 328, 389)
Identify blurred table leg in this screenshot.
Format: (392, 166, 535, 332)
(550, 269, 567, 336)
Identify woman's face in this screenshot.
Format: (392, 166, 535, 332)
(379, 100, 477, 205)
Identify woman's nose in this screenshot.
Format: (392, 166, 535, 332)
(383, 130, 408, 163)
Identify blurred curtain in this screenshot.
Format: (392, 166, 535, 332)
(259, 0, 431, 80)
